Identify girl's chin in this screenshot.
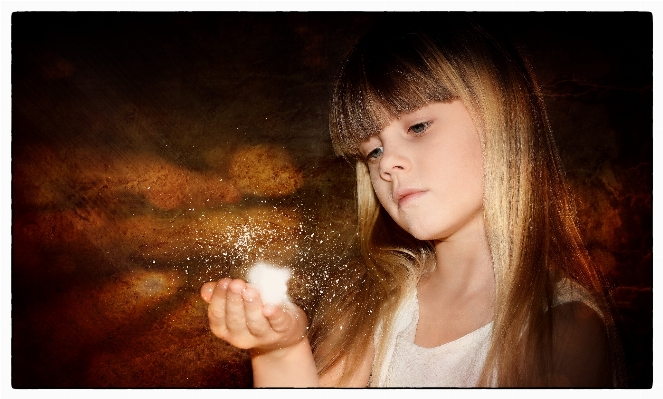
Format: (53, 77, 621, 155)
(402, 225, 440, 242)
(402, 221, 454, 242)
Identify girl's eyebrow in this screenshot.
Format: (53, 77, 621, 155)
(397, 105, 434, 121)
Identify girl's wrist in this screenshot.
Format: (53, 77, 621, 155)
(250, 336, 319, 387)
(249, 334, 310, 360)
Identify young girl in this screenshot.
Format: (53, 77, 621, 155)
(200, 15, 624, 387)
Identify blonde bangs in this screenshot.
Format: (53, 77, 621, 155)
(329, 31, 457, 159)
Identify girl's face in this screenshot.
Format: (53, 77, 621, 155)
(358, 101, 485, 243)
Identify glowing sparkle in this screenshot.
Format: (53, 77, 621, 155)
(247, 262, 291, 305)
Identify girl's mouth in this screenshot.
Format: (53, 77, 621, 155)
(395, 188, 427, 207)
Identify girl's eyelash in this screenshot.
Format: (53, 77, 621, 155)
(366, 147, 383, 160)
(362, 121, 430, 161)
(408, 121, 432, 134)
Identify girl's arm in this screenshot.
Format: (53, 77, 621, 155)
(250, 336, 320, 387)
(200, 278, 319, 387)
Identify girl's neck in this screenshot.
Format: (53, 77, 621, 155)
(414, 214, 496, 347)
(427, 214, 494, 298)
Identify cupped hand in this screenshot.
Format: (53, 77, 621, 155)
(200, 278, 309, 356)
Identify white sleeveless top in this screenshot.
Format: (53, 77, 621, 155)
(371, 278, 601, 387)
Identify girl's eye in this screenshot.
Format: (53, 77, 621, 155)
(409, 121, 431, 135)
(367, 147, 383, 160)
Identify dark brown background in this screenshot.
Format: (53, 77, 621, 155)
(11, 12, 652, 388)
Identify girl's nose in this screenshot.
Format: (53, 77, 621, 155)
(378, 146, 410, 181)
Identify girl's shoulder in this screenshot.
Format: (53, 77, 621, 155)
(553, 277, 603, 317)
(549, 278, 612, 387)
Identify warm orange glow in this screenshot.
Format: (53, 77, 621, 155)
(229, 144, 304, 197)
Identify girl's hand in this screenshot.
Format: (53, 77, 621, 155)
(200, 278, 309, 356)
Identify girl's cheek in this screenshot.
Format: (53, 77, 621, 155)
(370, 176, 386, 201)
(375, 188, 392, 210)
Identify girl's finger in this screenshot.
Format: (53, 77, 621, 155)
(207, 279, 231, 332)
(200, 280, 221, 303)
(224, 279, 248, 334)
(264, 303, 293, 333)
(242, 285, 271, 336)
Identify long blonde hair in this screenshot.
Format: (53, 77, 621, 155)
(309, 14, 623, 386)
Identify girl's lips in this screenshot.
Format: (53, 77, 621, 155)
(395, 189, 427, 207)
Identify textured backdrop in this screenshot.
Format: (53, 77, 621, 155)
(11, 12, 652, 388)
